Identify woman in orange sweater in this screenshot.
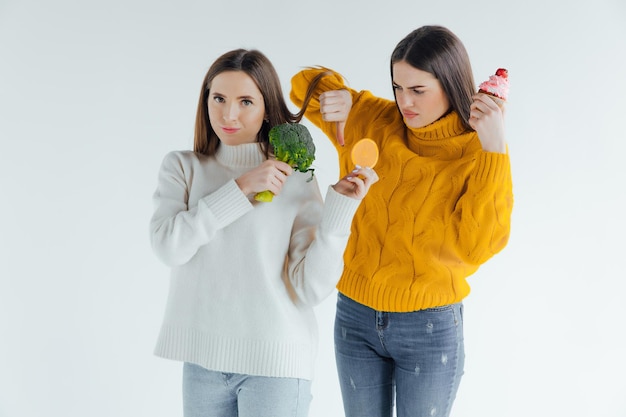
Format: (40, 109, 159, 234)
(290, 25, 513, 417)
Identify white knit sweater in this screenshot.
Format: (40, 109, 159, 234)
(150, 143, 361, 380)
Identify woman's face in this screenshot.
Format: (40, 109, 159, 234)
(208, 71, 266, 145)
(392, 61, 450, 129)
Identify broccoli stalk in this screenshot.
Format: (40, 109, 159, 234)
(254, 123, 316, 202)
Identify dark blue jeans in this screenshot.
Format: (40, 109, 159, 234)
(334, 293, 465, 417)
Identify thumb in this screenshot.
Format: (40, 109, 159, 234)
(336, 121, 346, 147)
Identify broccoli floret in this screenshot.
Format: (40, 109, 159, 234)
(254, 123, 316, 202)
(269, 123, 316, 174)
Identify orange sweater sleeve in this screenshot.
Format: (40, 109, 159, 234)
(451, 151, 514, 266)
(291, 67, 360, 149)
(291, 67, 396, 153)
(290, 67, 345, 126)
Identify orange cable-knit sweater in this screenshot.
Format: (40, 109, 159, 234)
(291, 68, 514, 312)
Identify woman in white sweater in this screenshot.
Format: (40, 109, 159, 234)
(149, 49, 378, 417)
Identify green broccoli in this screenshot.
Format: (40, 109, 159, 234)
(254, 123, 316, 202)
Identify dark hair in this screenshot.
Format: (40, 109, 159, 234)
(194, 49, 321, 156)
(390, 25, 476, 130)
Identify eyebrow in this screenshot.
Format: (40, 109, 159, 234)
(211, 91, 258, 100)
(393, 81, 427, 89)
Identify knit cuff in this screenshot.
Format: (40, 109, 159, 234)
(198, 180, 253, 229)
(474, 152, 511, 183)
(319, 185, 361, 233)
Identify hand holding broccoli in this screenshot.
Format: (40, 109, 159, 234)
(254, 123, 316, 202)
(235, 160, 293, 199)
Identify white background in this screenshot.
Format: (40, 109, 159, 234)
(1, 0, 625, 416)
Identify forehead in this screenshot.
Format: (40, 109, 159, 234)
(392, 61, 437, 85)
(210, 71, 262, 96)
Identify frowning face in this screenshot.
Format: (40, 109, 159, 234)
(392, 61, 450, 129)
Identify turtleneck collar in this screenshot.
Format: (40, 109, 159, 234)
(403, 111, 475, 158)
(215, 142, 266, 168)
(406, 111, 468, 142)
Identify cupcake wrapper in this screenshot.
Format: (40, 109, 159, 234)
(479, 91, 506, 108)
(488, 95, 506, 108)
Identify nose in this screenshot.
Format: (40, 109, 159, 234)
(223, 104, 238, 121)
(395, 90, 413, 108)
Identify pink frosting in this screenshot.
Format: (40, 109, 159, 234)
(478, 73, 509, 100)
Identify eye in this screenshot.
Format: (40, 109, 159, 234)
(412, 89, 424, 95)
(212, 95, 225, 103)
(242, 99, 253, 106)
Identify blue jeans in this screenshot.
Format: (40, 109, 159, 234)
(334, 293, 464, 417)
(182, 362, 312, 417)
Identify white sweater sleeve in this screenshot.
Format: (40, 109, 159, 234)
(149, 152, 253, 266)
(286, 185, 361, 306)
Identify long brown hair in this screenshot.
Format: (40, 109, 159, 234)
(193, 49, 324, 156)
(390, 25, 476, 131)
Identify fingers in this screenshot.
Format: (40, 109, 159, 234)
(350, 165, 379, 185)
(238, 160, 293, 197)
(333, 166, 379, 200)
(269, 160, 293, 176)
(336, 121, 345, 147)
(471, 94, 502, 116)
(319, 90, 344, 109)
(469, 94, 507, 153)
(264, 161, 291, 195)
(469, 94, 503, 127)
(320, 90, 351, 120)
(320, 90, 351, 147)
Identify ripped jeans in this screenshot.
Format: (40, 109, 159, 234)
(334, 293, 465, 417)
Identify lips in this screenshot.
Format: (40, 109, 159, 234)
(221, 127, 240, 134)
(402, 110, 418, 119)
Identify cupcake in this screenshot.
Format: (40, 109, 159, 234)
(478, 68, 509, 107)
